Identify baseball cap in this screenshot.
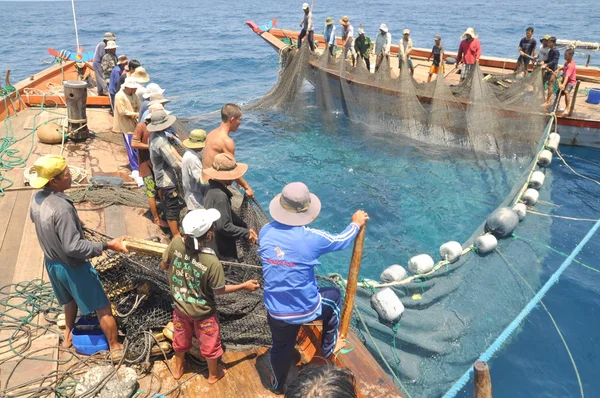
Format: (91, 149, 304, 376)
(182, 209, 221, 248)
(30, 155, 67, 188)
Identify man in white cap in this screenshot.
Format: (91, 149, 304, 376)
(93, 32, 115, 95)
(182, 129, 210, 210)
(114, 77, 142, 172)
(258, 182, 369, 394)
(108, 55, 128, 115)
(339, 16, 356, 67)
(374, 24, 392, 71)
(298, 3, 315, 51)
(399, 29, 414, 76)
(29, 154, 127, 351)
(148, 110, 184, 238)
(161, 209, 260, 382)
(101, 40, 119, 87)
(203, 153, 257, 261)
(456, 27, 481, 81)
(354, 26, 372, 71)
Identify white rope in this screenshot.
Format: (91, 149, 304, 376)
(70, 0, 80, 51)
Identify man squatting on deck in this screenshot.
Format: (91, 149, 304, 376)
(29, 155, 128, 351)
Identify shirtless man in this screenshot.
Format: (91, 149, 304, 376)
(202, 103, 254, 198)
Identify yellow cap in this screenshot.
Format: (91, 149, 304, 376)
(30, 155, 67, 188)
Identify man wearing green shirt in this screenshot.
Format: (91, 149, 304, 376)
(354, 27, 372, 72)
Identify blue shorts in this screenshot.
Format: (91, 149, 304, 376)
(45, 260, 109, 315)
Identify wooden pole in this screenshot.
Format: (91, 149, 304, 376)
(123, 237, 168, 257)
(568, 80, 581, 117)
(586, 54, 591, 67)
(474, 360, 492, 398)
(339, 224, 366, 339)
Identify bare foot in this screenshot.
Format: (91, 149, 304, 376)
(172, 361, 184, 380)
(556, 111, 565, 117)
(61, 338, 72, 349)
(207, 366, 227, 385)
(110, 342, 124, 352)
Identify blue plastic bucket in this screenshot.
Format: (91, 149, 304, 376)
(72, 317, 109, 355)
(587, 88, 600, 105)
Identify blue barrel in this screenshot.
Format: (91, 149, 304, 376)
(587, 88, 600, 105)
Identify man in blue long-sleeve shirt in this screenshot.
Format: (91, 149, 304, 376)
(258, 182, 369, 394)
(323, 17, 336, 56)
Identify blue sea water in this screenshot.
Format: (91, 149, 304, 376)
(1, 0, 599, 397)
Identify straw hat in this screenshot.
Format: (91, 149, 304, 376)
(203, 153, 248, 181)
(269, 182, 321, 226)
(30, 155, 67, 189)
(103, 32, 116, 41)
(379, 24, 388, 33)
(147, 110, 177, 132)
(461, 27, 477, 39)
(130, 66, 150, 84)
(183, 129, 207, 149)
(122, 77, 141, 90)
(147, 93, 171, 107)
(339, 16, 350, 25)
(143, 83, 165, 99)
(325, 17, 334, 25)
(105, 40, 118, 50)
(117, 55, 129, 65)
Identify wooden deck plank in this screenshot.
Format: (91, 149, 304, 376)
(104, 206, 127, 238)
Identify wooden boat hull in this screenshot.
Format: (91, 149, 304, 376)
(247, 22, 600, 149)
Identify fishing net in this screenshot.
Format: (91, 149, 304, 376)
(83, 192, 273, 363)
(246, 45, 558, 397)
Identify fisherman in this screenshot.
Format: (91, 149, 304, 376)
(258, 182, 369, 394)
(399, 29, 414, 76)
(354, 27, 372, 72)
(553, 48, 577, 117)
(298, 3, 315, 51)
(339, 16, 356, 67)
(139, 83, 166, 120)
(541, 37, 561, 106)
(323, 17, 336, 56)
(182, 129, 210, 210)
(456, 27, 481, 81)
(203, 104, 254, 198)
(286, 365, 358, 398)
(93, 32, 115, 96)
(113, 77, 141, 173)
(203, 153, 258, 261)
(515, 27, 537, 77)
(537, 35, 552, 64)
(108, 55, 128, 115)
(161, 208, 260, 382)
(148, 109, 184, 238)
(29, 154, 128, 351)
(131, 107, 168, 228)
(117, 59, 141, 93)
(427, 34, 445, 82)
(374, 24, 392, 72)
(101, 41, 118, 88)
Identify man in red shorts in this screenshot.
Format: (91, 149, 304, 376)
(161, 208, 260, 383)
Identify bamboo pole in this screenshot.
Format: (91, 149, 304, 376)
(339, 224, 367, 339)
(474, 360, 492, 398)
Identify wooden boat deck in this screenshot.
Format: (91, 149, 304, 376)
(0, 106, 403, 397)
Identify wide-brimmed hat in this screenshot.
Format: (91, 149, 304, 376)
(30, 155, 67, 189)
(302, 2, 309, 10)
(130, 66, 149, 84)
(183, 129, 207, 149)
(147, 109, 177, 132)
(461, 27, 477, 39)
(203, 153, 248, 181)
(105, 40, 118, 50)
(434, 34, 442, 41)
(122, 77, 141, 90)
(339, 16, 350, 25)
(104, 32, 116, 41)
(117, 55, 129, 65)
(325, 17, 334, 25)
(269, 182, 321, 226)
(144, 105, 171, 121)
(143, 83, 165, 99)
(403, 29, 410, 35)
(379, 24, 388, 33)
(147, 93, 171, 107)
(182, 208, 221, 249)
(541, 34, 551, 41)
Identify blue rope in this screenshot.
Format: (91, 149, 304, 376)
(443, 217, 600, 397)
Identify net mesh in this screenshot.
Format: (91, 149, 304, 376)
(83, 192, 272, 363)
(245, 45, 554, 397)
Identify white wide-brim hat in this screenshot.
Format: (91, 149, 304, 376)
(379, 24, 388, 33)
(461, 27, 477, 39)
